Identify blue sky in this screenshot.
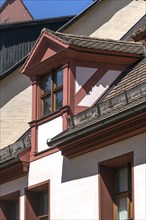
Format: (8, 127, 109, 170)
(0, 0, 93, 19)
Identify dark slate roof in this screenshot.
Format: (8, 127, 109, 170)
(105, 58, 146, 100)
(44, 29, 144, 55)
(0, 129, 31, 165)
(0, 16, 74, 79)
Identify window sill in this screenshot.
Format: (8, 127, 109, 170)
(38, 214, 48, 220)
(29, 105, 70, 127)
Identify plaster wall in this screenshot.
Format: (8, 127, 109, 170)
(64, 0, 145, 40)
(75, 67, 97, 93)
(27, 132, 146, 220)
(0, 0, 33, 24)
(38, 116, 63, 152)
(1, 133, 145, 219)
(78, 69, 121, 107)
(0, 68, 31, 149)
(0, 176, 28, 220)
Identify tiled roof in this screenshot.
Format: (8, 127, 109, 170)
(131, 20, 146, 38)
(49, 82, 146, 143)
(45, 29, 144, 55)
(0, 129, 31, 165)
(105, 58, 146, 100)
(47, 56, 146, 144)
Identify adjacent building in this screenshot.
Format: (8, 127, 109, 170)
(0, 1, 146, 220)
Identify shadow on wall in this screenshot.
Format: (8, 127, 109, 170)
(61, 134, 146, 183)
(0, 67, 31, 108)
(66, 0, 133, 36)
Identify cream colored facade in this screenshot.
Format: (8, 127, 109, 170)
(1, 0, 145, 149)
(1, 133, 146, 219)
(0, 67, 31, 149)
(64, 0, 145, 40)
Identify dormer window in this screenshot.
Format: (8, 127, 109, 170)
(41, 68, 63, 116)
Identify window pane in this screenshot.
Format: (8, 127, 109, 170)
(40, 191, 48, 215)
(42, 74, 51, 92)
(56, 90, 63, 111)
(118, 197, 128, 220)
(55, 69, 63, 87)
(11, 201, 19, 220)
(43, 96, 51, 116)
(117, 167, 128, 193)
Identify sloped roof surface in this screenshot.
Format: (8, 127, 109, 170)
(0, 16, 74, 79)
(105, 58, 146, 99)
(47, 57, 146, 143)
(0, 129, 31, 165)
(131, 19, 146, 38)
(44, 29, 144, 55)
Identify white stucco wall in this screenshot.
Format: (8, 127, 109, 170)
(28, 132, 146, 220)
(0, 176, 28, 220)
(75, 66, 97, 93)
(0, 67, 31, 149)
(78, 70, 121, 107)
(1, 133, 146, 219)
(38, 116, 63, 152)
(64, 0, 145, 40)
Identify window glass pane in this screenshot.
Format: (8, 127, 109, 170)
(117, 167, 128, 193)
(56, 90, 63, 110)
(55, 69, 63, 87)
(118, 197, 128, 220)
(42, 74, 51, 92)
(40, 191, 48, 215)
(11, 201, 19, 220)
(43, 96, 51, 116)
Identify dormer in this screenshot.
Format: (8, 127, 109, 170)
(21, 29, 143, 161)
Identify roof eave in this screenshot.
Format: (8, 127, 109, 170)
(48, 100, 146, 158)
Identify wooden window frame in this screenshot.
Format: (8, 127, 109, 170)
(0, 190, 20, 220)
(99, 152, 133, 220)
(113, 164, 132, 220)
(25, 180, 50, 220)
(40, 68, 63, 117)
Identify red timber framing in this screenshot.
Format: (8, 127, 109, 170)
(21, 30, 143, 161)
(99, 152, 134, 220)
(0, 190, 20, 220)
(25, 180, 50, 220)
(0, 148, 30, 185)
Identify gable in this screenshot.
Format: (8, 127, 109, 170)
(0, 0, 33, 24)
(21, 30, 69, 74)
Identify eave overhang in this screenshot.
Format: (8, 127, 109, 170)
(21, 29, 144, 79)
(0, 147, 30, 184)
(48, 83, 146, 158)
(22, 45, 143, 79)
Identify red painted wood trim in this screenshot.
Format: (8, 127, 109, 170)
(60, 112, 146, 158)
(0, 190, 21, 220)
(25, 180, 50, 220)
(22, 47, 141, 78)
(0, 162, 29, 184)
(99, 152, 134, 220)
(30, 147, 59, 162)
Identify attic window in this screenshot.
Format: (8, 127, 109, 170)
(41, 68, 63, 116)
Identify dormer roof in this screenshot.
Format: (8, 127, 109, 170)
(21, 29, 144, 77)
